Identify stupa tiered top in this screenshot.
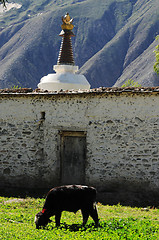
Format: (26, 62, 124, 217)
(38, 13, 90, 91)
(57, 13, 75, 65)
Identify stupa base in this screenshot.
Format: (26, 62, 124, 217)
(38, 65, 90, 91)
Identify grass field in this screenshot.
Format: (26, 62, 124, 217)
(0, 196, 159, 239)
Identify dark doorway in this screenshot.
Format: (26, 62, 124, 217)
(60, 131, 86, 185)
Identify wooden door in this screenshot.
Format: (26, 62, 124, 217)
(60, 131, 86, 185)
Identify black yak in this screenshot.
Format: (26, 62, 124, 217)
(35, 185, 99, 228)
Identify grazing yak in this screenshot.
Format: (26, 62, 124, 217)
(35, 185, 99, 229)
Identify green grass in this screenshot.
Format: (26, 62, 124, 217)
(0, 197, 159, 239)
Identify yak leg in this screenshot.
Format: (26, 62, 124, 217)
(89, 204, 99, 226)
(81, 209, 89, 226)
(55, 212, 62, 227)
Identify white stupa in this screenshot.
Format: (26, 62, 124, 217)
(38, 13, 90, 91)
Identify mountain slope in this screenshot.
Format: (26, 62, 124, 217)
(79, 0, 159, 87)
(0, 0, 159, 89)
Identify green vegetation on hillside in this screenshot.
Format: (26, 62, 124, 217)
(121, 79, 142, 87)
(154, 35, 159, 75)
(0, 197, 159, 239)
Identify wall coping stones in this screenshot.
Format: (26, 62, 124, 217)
(1, 87, 159, 96)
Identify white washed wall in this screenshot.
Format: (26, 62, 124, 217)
(0, 92, 159, 204)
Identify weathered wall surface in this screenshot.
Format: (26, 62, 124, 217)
(1, 91, 159, 205)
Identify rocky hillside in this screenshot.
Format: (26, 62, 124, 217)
(0, 0, 159, 89)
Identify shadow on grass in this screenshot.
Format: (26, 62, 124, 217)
(44, 222, 100, 232)
(1, 187, 159, 208)
(42, 219, 137, 232)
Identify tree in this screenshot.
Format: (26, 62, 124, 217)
(0, 0, 8, 7)
(121, 79, 142, 87)
(154, 35, 159, 75)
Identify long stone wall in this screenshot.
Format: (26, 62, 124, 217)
(1, 90, 159, 205)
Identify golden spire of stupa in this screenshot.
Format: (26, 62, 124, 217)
(61, 13, 74, 30)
